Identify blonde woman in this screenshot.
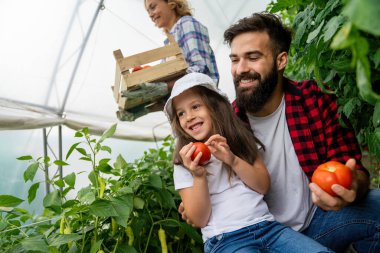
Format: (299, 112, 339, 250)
(145, 0, 219, 85)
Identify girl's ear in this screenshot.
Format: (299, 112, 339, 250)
(276, 52, 288, 72)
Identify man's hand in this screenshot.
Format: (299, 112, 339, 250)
(309, 158, 368, 211)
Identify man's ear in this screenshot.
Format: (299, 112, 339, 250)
(277, 52, 288, 72)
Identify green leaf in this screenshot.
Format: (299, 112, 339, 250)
(373, 101, 380, 127)
(343, 0, 380, 36)
(0, 195, 24, 207)
(97, 163, 112, 174)
(23, 162, 39, 182)
(88, 171, 97, 186)
(77, 186, 96, 204)
(62, 199, 78, 208)
(343, 98, 361, 118)
(323, 16, 346, 42)
(98, 123, 117, 144)
(64, 172, 76, 187)
(101, 145, 112, 154)
(269, 0, 294, 13)
(307, 20, 325, 43)
(74, 131, 83, 137)
(17, 155, 33, 161)
(148, 174, 162, 188)
(371, 48, 380, 68)
(80, 157, 92, 162)
(111, 195, 133, 227)
(89, 199, 119, 217)
(21, 236, 49, 253)
(179, 222, 203, 243)
(43, 190, 62, 209)
(28, 183, 40, 204)
(157, 189, 176, 209)
(76, 147, 88, 156)
(356, 57, 380, 105)
(54, 178, 65, 188)
(54, 160, 69, 166)
(66, 142, 81, 160)
(99, 158, 111, 165)
(82, 127, 89, 135)
(49, 234, 82, 247)
(368, 128, 380, 159)
(114, 154, 127, 171)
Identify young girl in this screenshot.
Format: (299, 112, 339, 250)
(164, 72, 334, 253)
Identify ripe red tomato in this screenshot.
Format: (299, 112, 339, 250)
(191, 142, 211, 165)
(311, 161, 353, 196)
(132, 66, 143, 72)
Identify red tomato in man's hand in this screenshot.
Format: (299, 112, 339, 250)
(191, 142, 211, 165)
(311, 161, 353, 196)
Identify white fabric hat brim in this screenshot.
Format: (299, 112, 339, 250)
(164, 73, 229, 121)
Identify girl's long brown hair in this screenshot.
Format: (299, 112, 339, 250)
(170, 86, 264, 169)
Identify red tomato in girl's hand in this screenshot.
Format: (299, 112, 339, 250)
(311, 161, 352, 196)
(191, 142, 211, 165)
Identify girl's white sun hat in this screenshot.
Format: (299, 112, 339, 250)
(164, 72, 229, 121)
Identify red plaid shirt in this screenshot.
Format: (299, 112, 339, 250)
(233, 78, 367, 179)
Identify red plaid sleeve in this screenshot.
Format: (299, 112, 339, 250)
(284, 79, 366, 179)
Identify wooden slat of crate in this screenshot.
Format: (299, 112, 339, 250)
(113, 50, 126, 102)
(117, 44, 182, 72)
(125, 58, 187, 87)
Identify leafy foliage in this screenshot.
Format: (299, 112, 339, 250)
(0, 125, 203, 252)
(268, 0, 380, 184)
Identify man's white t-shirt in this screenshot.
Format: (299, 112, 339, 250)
(248, 95, 316, 231)
(174, 155, 274, 242)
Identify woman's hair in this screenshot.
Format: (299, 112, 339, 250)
(171, 86, 263, 169)
(144, 0, 192, 17)
(224, 12, 292, 57)
(167, 0, 192, 17)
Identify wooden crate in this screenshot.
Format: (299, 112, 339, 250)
(112, 33, 188, 110)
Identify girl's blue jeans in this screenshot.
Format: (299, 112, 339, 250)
(204, 220, 334, 253)
(302, 189, 380, 253)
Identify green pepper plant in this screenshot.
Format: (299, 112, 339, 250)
(0, 124, 203, 253)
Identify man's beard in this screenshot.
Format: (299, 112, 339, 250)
(234, 63, 278, 114)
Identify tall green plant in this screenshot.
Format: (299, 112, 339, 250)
(268, 0, 380, 183)
(0, 125, 203, 253)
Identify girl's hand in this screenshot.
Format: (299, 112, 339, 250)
(205, 134, 236, 167)
(179, 142, 207, 177)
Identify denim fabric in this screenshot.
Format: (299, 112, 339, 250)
(302, 189, 380, 253)
(204, 220, 334, 253)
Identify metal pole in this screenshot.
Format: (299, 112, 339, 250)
(42, 128, 50, 194)
(58, 125, 63, 192)
(59, 0, 105, 115)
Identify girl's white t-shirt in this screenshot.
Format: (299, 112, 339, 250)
(174, 156, 274, 242)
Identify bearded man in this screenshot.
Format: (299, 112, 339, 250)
(224, 12, 380, 253)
